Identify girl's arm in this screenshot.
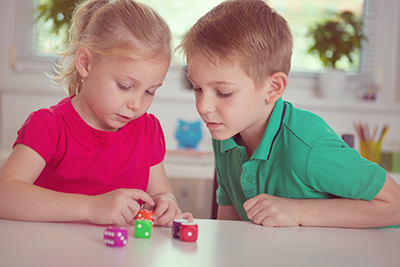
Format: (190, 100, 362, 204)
(0, 144, 154, 225)
(244, 174, 400, 228)
(146, 161, 193, 226)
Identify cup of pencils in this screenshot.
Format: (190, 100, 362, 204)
(354, 122, 390, 164)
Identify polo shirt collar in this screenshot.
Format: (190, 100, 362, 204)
(220, 134, 240, 152)
(219, 97, 286, 160)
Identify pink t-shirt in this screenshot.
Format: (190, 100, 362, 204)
(14, 96, 165, 195)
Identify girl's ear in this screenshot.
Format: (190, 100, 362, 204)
(75, 47, 92, 78)
(265, 72, 288, 102)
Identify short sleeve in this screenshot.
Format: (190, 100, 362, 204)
(306, 139, 386, 201)
(13, 109, 59, 163)
(216, 171, 233, 206)
(146, 114, 166, 166)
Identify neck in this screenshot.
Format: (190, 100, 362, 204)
(240, 102, 275, 158)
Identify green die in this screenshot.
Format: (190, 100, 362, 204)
(135, 220, 152, 238)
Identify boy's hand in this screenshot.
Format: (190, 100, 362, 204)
(144, 193, 194, 227)
(85, 189, 154, 226)
(243, 194, 300, 227)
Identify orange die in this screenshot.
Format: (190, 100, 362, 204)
(136, 209, 154, 225)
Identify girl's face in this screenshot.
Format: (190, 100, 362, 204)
(187, 54, 273, 141)
(75, 53, 170, 131)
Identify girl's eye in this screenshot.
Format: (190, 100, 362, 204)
(117, 82, 131, 91)
(146, 90, 156, 96)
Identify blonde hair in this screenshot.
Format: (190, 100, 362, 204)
(55, 0, 172, 95)
(178, 0, 292, 88)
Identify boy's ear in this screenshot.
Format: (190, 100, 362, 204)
(75, 47, 92, 78)
(265, 72, 288, 102)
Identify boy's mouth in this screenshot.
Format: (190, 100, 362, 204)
(206, 122, 222, 129)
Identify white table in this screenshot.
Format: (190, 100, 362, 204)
(1, 219, 399, 267)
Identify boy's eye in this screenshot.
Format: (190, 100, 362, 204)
(192, 87, 202, 93)
(117, 82, 131, 91)
(216, 91, 232, 98)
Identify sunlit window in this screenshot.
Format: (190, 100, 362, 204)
(34, 0, 365, 72)
(34, 0, 69, 56)
(268, 0, 365, 72)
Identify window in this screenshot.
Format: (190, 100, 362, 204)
(32, 0, 367, 72)
(8, 0, 388, 99)
(35, 0, 69, 57)
(267, 0, 365, 72)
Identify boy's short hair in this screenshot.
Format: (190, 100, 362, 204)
(178, 0, 293, 88)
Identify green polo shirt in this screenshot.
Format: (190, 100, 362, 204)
(214, 98, 396, 228)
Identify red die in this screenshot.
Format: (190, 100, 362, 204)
(103, 226, 128, 247)
(180, 223, 198, 242)
(136, 209, 154, 224)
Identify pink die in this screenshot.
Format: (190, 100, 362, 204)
(104, 226, 128, 247)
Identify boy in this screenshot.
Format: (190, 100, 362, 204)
(178, 0, 400, 228)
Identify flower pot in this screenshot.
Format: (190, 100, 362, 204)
(318, 69, 347, 99)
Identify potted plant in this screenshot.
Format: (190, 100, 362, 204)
(36, 0, 77, 34)
(307, 11, 367, 99)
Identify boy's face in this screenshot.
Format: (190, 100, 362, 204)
(187, 54, 273, 141)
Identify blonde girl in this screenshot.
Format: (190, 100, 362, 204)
(0, 0, 192, 226)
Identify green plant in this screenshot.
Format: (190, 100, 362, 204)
(36, 0, 78, 34)
(307, 11, 367, 69)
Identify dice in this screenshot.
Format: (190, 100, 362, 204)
(172, 219, 198, 242)
(172, 219, 189, 239)
(103, 226, 128, 247)
(135, 220, 152, 238)
(180, 223, 198, 242)
(136, 209, 154, 222)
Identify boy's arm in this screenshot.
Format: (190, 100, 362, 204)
(217, 205, 242, 220)
(0, 144, 154, 225)
(244, 174, 400, 228)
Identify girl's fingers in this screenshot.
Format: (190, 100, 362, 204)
(182, 212, 194, 222)
(128, 190, 155, 207)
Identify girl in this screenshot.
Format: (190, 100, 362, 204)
(0, 0, 192, 226)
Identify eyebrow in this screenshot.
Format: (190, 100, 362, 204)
(123, 75, 163, 90)
(187, 76, 237, 87)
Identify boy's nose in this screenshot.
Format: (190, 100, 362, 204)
(196, 93, 215, 114)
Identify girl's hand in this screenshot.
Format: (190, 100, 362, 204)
(243, 194, 300, 227)
(85, 189, 154, 226)
(145, 193, 194, 227)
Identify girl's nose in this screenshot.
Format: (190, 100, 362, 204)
(127, 96, 142, 111)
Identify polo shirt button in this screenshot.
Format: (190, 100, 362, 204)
(246, 176, 253, 182)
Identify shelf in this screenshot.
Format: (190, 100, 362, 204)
(164, 162, 214, 180)
(389, 172, 400, 184)
(288, 98, 400, 114)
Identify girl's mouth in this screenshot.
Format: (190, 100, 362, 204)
(116, 114, 132, 123)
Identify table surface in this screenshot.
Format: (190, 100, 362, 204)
(1, 218, 400, 267)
